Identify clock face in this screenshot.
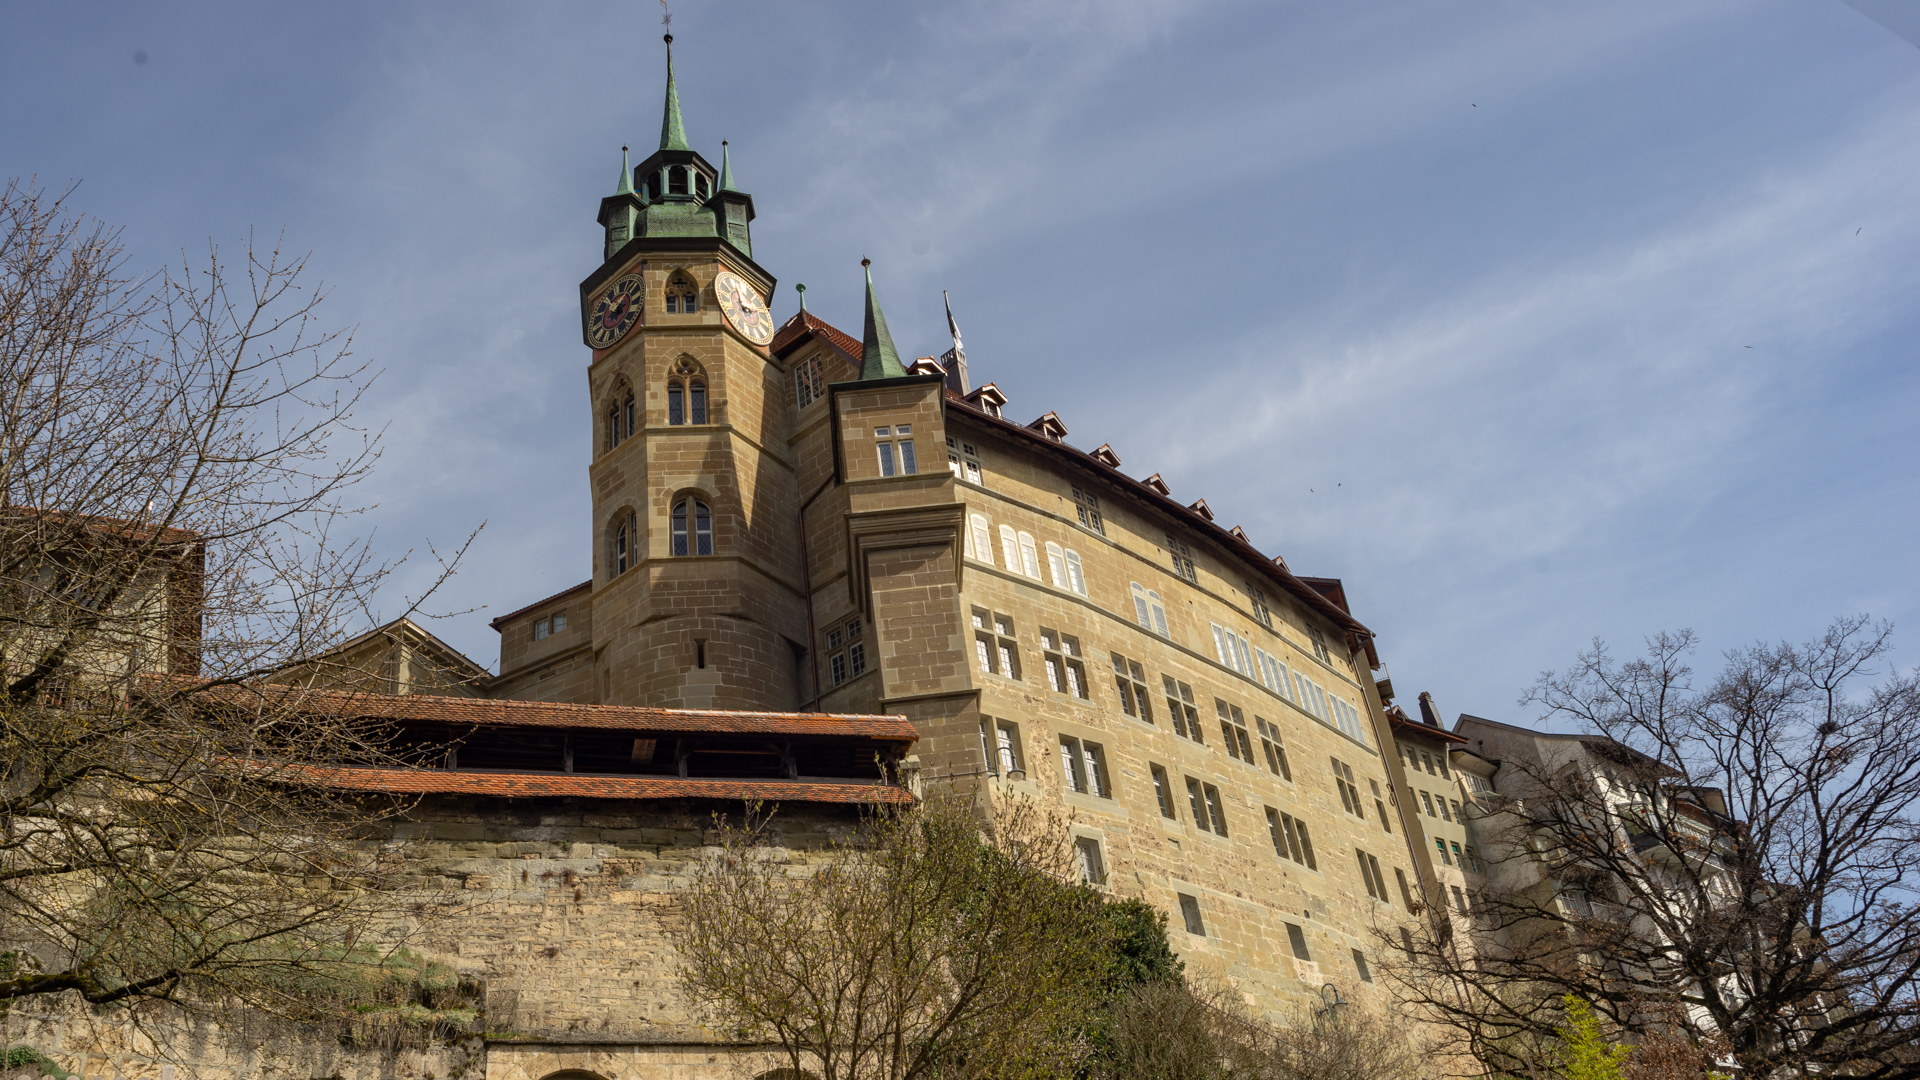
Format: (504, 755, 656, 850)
(587, 273, 644, 349)
(713, 270, 776, 346)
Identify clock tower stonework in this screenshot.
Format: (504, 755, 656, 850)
(575, 35, 801, 712)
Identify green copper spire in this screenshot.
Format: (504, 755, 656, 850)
(614, 145, 634, 195)
(659, 35, 689, 152)
(718, 140, 738, 192)
(859, 260, 906, 381)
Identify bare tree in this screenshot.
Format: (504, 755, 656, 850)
(0, 179, 469, 1023)
(677, 795, 1119, 1080)
(1386, 617, 1920, 1079)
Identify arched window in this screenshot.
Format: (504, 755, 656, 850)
(665, 274, 698, 314)
(666, 358, 707, 425)
(1131, 582, 1169, 637)
(1065, 549, 1087, 596)
(609, 511, 638, 577)
(999, 525, 1019, 571)
(669, 165, 688, 194)
(1046, 541, 1067, 588)
(695, 172, 710, 199)
(1018, 532, 1041, 579)
(968, 514, 993, 565)
(671, 497, 713, 556)
(646, 173, 661, 200)
(606, 384, 635, 449)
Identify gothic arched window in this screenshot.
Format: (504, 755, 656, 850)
(665, 274, 698, 315)
(609, 510, 638, 577)
(605, 383, 635, 449)
(671, 497, 713, 556)
(667, 358, 707, 425)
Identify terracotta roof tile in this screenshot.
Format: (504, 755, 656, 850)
(288, 764, 915, 804)
(771, 311, 863, 361)
(300, 688, 920, 741)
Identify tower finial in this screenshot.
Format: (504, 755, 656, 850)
(719, 140, 738, 192)
(795, 282, 807, 312)
(859, 260, 906, 381)
(658, 14, 689, 152)
(614, 145, 634, 196)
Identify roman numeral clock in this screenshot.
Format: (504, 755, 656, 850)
(585, 272, 644, 349)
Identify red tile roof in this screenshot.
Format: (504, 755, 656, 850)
(301, 689, 919, 741)
(283, 764, 915, 804)
(771, 311, 864, 361)
(489, 580, 592, 630)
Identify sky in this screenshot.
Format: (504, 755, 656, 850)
(4, 0, 1916, 727)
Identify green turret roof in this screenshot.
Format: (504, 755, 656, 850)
(718, 141, 738, 192)
(659, 36, 689, 151)
(859, 261, 906, 381)
(614, 146, 634, 195)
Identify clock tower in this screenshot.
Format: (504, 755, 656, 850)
(577, 35, 801, 712)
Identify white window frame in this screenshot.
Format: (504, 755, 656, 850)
(794, 355, 825, 409)
(1065, 549, 1087, 596)
(1017, 531, 1041, 579)
(968, 514, 993, 565)
(1000, 525, 1020, 571)
(1131, 582, 1169, 637)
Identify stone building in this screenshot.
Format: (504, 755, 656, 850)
(467, 33, 1447, 1056)
(7, 37, 1469, 1080)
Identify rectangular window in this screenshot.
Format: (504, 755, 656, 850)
(993, 720, 1023, 776)
(1210, 623, 1258, 680)
(1041, 630, 1088, 698)
(946, 437, 983, 484)
(848, 642, 866, 677)
(976, 610, 1019, 680)
(1203, 783, 1228, 837)
(1112, 654, 1153, 723)
(1151, 764, 1177, 818)
(1247, 586, 1273, 630)
(1451, 799, 1464, 821)
(829, 653, 847, 686)
(1072, 486, 1104, 535)
(1372, 780, 1392, 832)
(1356, 849, 1389, 903)
(1167, 535, 1197, 583)
(1420, 791, 1436, 817)
(1435, 838, 1454, 866)
(1059, 736, 1109, 797)
(898, 429, 917, 474)
(1178, 893, 1206, 936)
(795, 355, 825, 409)
(1266, 807, 1314, 868)
(1186, 776, 1208, 830)
(1285, 922, 1311, 961)
(1215, 700, 1254, 764)
(1438, 796, 1453, 822)
(1308, 624, 1332, 664)
(1163, 677, 1202, 744)
(1075, 837, 1107, 885)
(551, 611, 568, 633)
(534, 617, 550, 641)
(1452, 840, 1466, 865)
(1464, 846, 1482, 874)
(878, 440, 896, 477)
(1331, 758, 1365, 820)
(1255, 717, 1292, 780)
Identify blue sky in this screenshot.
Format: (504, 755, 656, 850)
(5, 1, 1916, 725)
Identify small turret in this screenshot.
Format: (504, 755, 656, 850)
(710, 140, 756, 258)
(598, 145, 645, 260)
(858, 259, 907, 381)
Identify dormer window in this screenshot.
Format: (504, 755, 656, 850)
(665, 275, 699, 314)
(669, 166, 688, 194)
